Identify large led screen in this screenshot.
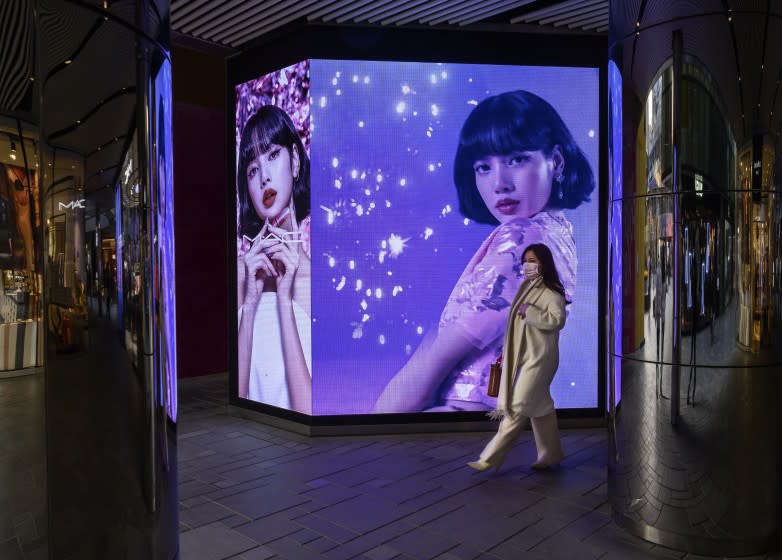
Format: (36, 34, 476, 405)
(235, 60, 599, 416)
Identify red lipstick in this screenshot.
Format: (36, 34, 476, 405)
(262, 189, 277, 209)
(495, 198, 519, 215)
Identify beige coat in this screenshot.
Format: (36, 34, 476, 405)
(494, 276, 567, 419)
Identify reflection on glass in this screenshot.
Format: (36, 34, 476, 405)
(0, 124, 43, 371)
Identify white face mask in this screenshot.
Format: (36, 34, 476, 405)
(523, 262, 540, 279)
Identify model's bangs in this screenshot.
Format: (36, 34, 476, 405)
(240, 112, 289, 165)
(460, 113, 540, 163)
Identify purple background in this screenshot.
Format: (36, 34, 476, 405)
(309, 60, 600, 415)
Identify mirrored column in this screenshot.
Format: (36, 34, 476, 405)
(609, 2, 781, 555)
(37, 0, 178, 557)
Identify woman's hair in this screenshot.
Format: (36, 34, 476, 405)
(237, 105, 310, 237)
(453, 90, 595, 225)
(524, 243, 567, 300)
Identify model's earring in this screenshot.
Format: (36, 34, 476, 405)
(555, 171, 565, 200)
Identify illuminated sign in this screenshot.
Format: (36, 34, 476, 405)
(58, 199, 86, 211)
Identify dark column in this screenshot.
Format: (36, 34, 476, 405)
(608, 2, 781, 555)
(37, 0, 178, 557)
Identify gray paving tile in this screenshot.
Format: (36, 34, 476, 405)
(363, 544, 402, 560)
(264, 535, 333, 560)
(234, 511, 305, 545)
(217, 483, 311, 519)
(236, 546, 277, 559)
(179, 500, 237, 528)
(315, 494, 412, 533)
(179, 521, 258, 560)
(387, 526, 460, 560)
(292, 513, 361, 543)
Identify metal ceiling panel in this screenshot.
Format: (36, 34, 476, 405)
(512, 0, 603, 23)
(171, 1, 609, 48)
(459, 0, 539, 26)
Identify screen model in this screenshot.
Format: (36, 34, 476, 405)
(235, 59, 600, 416)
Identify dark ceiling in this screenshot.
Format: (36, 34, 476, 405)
(171, 0, 608, 51)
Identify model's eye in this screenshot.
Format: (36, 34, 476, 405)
(507, 154, 530, 166)
(247, 165, 258, 180)
(473, 162, 490, 175)
(268, 147, 281, 161)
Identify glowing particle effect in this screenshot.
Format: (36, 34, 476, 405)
(351, 169, 358, 179)
(402, 84, 411, 94)
(378, 251, 387, 264)
(364, 188, 371, 196)
(332, 77, 338, 86)
(355, 204, 364, 216)
(359, 121, 365, 128)
(426, 130, 432, 138)
(320, 205, 336, 225)
(332, 157, 339, 168)
(335, 276, 346, 291)
(463, 218, 470, 226)
(588, 129, 595, 138)
(363, 76, 370, 84)
(375, 288, 383, 299)
(379, 334, 386, 345)
(336, 89, 342, 95)
(328, 256, 336, 268)
(399, 178, 407, 187)
(360, 299, 368, 310)
(468, 77, 473, 82)
(570, 381, 576, 387)
(336, 71, 341, 77)
(362, 313, 370, 322)
(417, 326, 424, 335)
(428, 164, 435, 172)
(385, 200, 391, 208)
(396, 101, 406, 114)
(440, 71, 448, 79)
(356, 279, 363, 291)
(369, 202, 376, 209)
(361, 171, 367, 180)
(430, 74, 438, 84)
(387, 233, 409, 257)
(467, 99, 478, 106)
(334, 179, 342, 189)
(405, 344, 412, 355)
(424, 227, 433, 240)
(352, 324, 363, 339)
(365, 289, 372, 297)
(392, 285, 403, 296)
(431, 104, 439, 116)
(352, 75, 359, 83)
(413, 111, 418, 116)
(349, 260, 355, 270)
(319, 96, 327, 108)
(376, 173, 383, 183)
(441, 204, 452, 216)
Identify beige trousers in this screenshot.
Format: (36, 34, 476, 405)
(479, 411, 563, 467)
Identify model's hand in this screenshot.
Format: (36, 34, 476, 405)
(264, 225, 300, 301)
(242, 236, 276, 304)
(517, 303, 530, 317)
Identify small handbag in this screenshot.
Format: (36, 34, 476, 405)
(487, 356, 502, 397)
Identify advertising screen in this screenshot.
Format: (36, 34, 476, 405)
(235, 59, 599, 416)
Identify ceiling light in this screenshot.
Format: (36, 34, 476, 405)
(64, 59, 72, 65)
(9, 141, 16, 160)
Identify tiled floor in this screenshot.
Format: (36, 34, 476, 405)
(0, 370, 47, 560)
(177, 374, 779, 560)
(1, 371, 778, 559)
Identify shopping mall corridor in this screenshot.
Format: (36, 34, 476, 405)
(2, 372, 779, 559)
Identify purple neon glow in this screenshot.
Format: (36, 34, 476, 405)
(608, 60, 622, 408)
(309, 60, 600, 415)
(154, 59, 177, 422)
